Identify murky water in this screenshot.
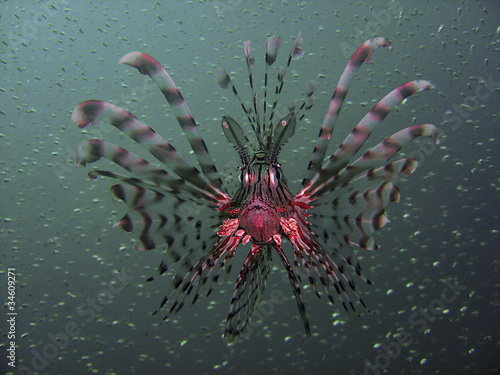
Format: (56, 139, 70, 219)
(1, 1, 499, 374)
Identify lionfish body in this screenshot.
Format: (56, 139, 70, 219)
(72, 34, 438, 342)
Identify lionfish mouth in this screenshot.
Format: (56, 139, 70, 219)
(72, 33, 438, 343)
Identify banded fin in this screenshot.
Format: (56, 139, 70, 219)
(72, 101, 229, 206)
(77, 139, 220, 205)
(274, 244, 311, 337)
(156, 231, 244, 324)
(290, 120, 439, 318)
(263, 36, 282, 132)
(283, 212, 369, 319)
(304, 80, 435, 196)
(266, 33, 304, 138)
(305, 159, 419, 252)
(224, 245, 272, 342)
(110, 183, 220, 252)
(311, 124, 439, 199)
(302, 37, 391, 187)
(119, 52, 223, 189)
(296, 240, 368, 314)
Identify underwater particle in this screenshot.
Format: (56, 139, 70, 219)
(214, 361, 228, 370)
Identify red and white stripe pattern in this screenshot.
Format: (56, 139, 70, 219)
(302, 37, 391, 187)
(73, 36, 438, 342)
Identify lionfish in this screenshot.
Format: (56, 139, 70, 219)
(72, 34, 438, 342)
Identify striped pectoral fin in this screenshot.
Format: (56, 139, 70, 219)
(110, 184, 166, 211)
(309, 124, 438, 199)
(72, 100, 112, 129)
(189, 234, 246, 306)
(167, 250, 222, 315)
(336, 83, 436, 163)
(324, 210, 381, 252)
(291, 31, 304, 60)
(161, 235, 239, 323)
(273, 245, 311, 338)
(305, 81, 435, 195)
(110, 186, 166, 251)
(301, 242, 367, 313)
(110, 184, 206, 251)
(324, 181, 399, 221)
(115, 209, 158, 251)
(331, 158, 418, 196)
(318, 233, 372, 286)
(78, 139, 219, 205)
(314, 124, 439, 196)
(311, 179, 410, 254)
(312, 164, 415, 250)
(311, 165, 414, 255)
(302, 37, 391, 187)
(73, 101, 226, 201)
(292, 244, 341, 306)
(119, 52, 223, 189)
(101, 182, 224, 266)
(343, 124, 439, 174)
(78, 139, 170, 182)
(350, 208, 389, 249)
(89, 169, 216, 210)
(286, 239, 322, 299)
(224, 245, 272, 342)
(153, 219, 242, 318)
